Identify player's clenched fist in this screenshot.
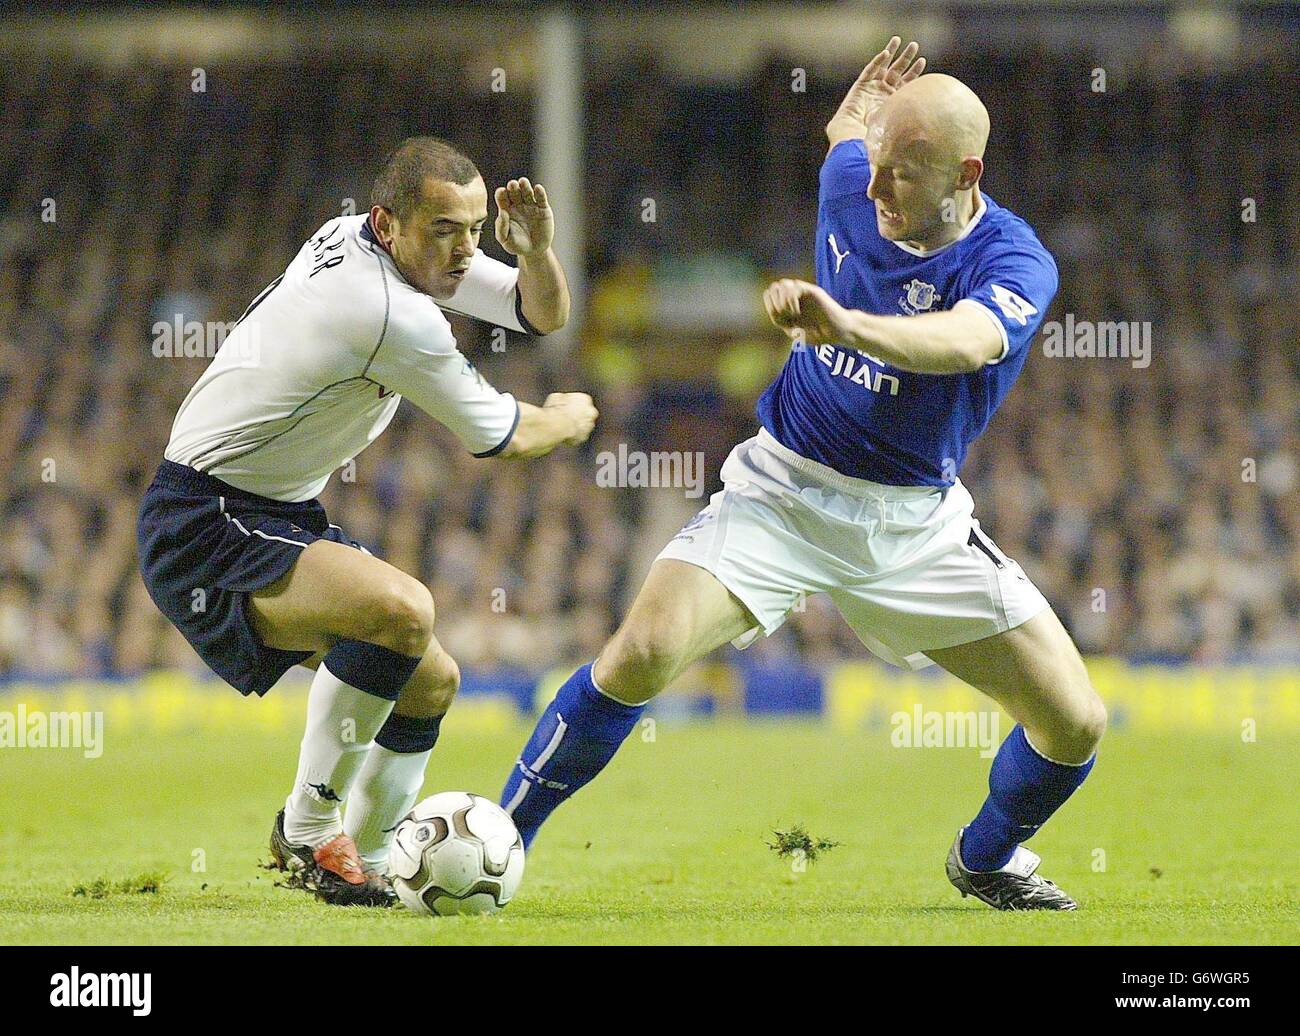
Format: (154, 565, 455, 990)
(763, 279, 849, 346)
(501, 392, 598, 458)
(544, 392, 598, 446)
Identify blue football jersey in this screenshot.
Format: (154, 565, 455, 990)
(756, 138, 1059, 486)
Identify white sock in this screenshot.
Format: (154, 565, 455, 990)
(284, 663, 397, 849)
(344, 744, 433, 873)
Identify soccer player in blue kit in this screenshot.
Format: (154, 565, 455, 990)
(499, 39, 1107, 910)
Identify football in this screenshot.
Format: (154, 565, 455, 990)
(388, 792, 526, 916)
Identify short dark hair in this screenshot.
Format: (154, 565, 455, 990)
(371, 137, 480, 220)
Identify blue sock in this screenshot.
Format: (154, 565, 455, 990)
(960, 723, 1095, 871)
(500, 663, 644, 849)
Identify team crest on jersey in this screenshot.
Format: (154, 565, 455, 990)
(900, 278, 941, 315)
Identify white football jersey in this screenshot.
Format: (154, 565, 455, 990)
(165, 215, 528, 502)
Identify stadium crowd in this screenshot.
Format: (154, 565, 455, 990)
(0, 42, 1297, 681)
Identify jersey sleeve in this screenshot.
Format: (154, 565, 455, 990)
(820, 138, 872, 203)
(437, 249, 540, 334)
(957, 239, 1059, 365)
(369, 295, 520, 457)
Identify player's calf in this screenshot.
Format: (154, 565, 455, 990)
(282, 639, 421, 851)
(496, 627, 674, 850)
(498, 560, 755, 848)
(344, 644, 461, 872)
(929, 611, 1104, 886)
(497, 661, 644, 850)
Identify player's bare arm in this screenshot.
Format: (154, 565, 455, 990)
(500, 392, 598, 459)
(825, 36, 926, 152)
(763, 278, 1002, 374)
(495, 177, 570, 333)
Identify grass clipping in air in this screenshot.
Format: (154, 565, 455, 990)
(766, 825, 842, 864)
(70, 871, 168, 899)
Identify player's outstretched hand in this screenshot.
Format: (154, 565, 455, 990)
(495, 178, 554, 257)
(543, 391, 598, 446)
(826, 36, 926, 147)
(763, 279, 849, 347)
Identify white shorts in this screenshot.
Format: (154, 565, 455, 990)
(656, 428, 1050, 670)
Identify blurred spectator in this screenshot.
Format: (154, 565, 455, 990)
(0, 43, 1296, 679)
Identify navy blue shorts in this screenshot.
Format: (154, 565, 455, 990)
(137, 460, 371, 697)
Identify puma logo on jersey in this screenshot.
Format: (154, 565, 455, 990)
(828, 233, 850, 274)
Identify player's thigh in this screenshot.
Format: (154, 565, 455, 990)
(248, 538, 434, 656)
(595, 559, 756, 703)
(926, 608, 1106, 762)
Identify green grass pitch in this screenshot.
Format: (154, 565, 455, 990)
(1, 711, 1295, 945)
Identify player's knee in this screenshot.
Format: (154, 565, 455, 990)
(1080, 691, 1108, 746)
(600, 623, 680, 702)
(428, 651, 460, 712)
(364, 578, 436, 657)
(1053, 684, 1107, 756)
(401, 651, 460, 716)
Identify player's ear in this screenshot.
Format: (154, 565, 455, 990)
(370, 205, 398, 246)
(956, 157, 983, 192)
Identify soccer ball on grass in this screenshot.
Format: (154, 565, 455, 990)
(389, 791, 525, 916)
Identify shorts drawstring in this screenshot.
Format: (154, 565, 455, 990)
(862, 492, 889, 532)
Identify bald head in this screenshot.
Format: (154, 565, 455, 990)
(865, 73, 991, 248)
(875, 73, 990, 166)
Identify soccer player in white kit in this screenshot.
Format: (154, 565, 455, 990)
(138, 138, 597, 905)
(497, 41, 1108, 910)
